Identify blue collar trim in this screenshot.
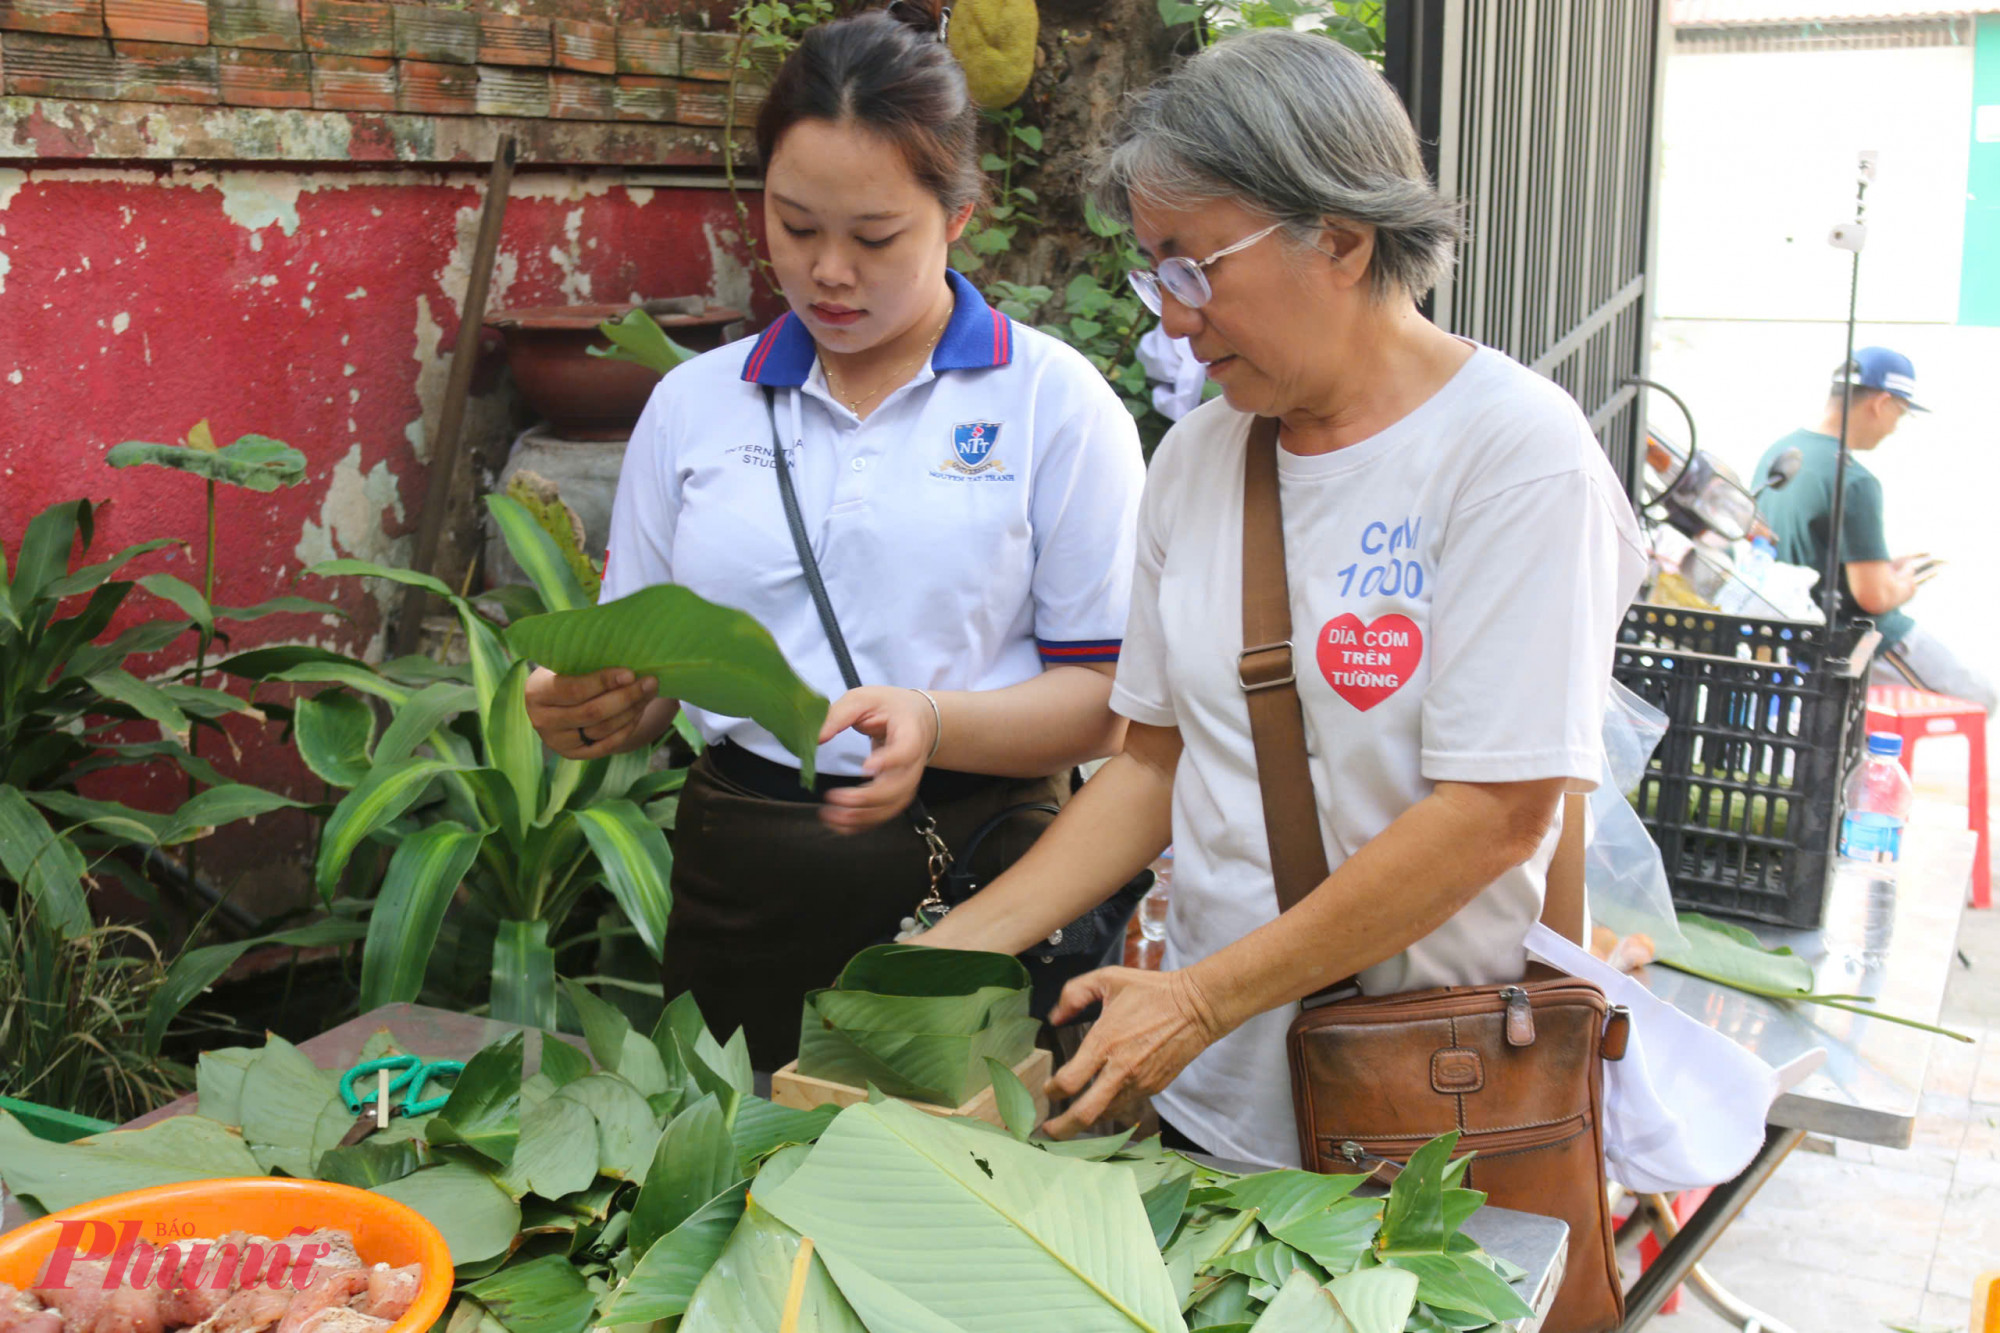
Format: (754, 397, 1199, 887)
(740, 269, 1012, 386)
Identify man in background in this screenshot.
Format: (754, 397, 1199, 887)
(1755, 346, 1995, 713)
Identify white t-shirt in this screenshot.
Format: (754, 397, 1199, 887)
(601, 270, 1146, 777)
(1112, 345, 1647, 1168)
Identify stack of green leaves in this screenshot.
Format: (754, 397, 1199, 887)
(795, 944, 1041, 1107)
(0, 988, 1538, 1333)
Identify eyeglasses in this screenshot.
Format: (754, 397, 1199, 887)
(1126, 221, 1285, 315)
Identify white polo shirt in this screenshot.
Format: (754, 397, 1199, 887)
(600, 270, 1147, 778)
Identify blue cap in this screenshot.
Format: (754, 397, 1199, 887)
(1867, 732, 1903, 757)
(1835, 347, 1928, 412)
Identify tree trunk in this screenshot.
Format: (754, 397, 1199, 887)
(986, 0, 1179, 292)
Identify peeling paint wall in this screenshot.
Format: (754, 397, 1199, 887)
(0, 163, 774, 911)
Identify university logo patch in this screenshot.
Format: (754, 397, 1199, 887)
(933, 421, 1009, 480)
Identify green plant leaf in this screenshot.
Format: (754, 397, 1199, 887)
(464, 1253, 597, 1333)
(730, 1097, 837, 1169)
(144, 918, 369, 1054)
(0, 786, 93, 939)
(600, 1182, 749, 1324)
(316, 1137, 425, 1189)
(315, 758, 453, 898)
(491, 919, 558, 1028)
(85, 667, 192, 744)
(485, 659, 541, 846)
(1221, 1171, 1368, 1229)
(0, 1109, 262, 1211)
(679, 1198, 865, 1333)
(1267, 1198, 1384, 1276)
(985, 1054, 1037, 1142)
(557, 1073, 662, 1180)
(9, 499, 89, 618)
(1379, 1131, 1456, 1254)
(1656, 911, 1816, 996)
(308, 557, 459, 602)
(1376, 1253, 1531, 1324)
(130, 572, 214, 633)
(1140, 1170, 1196, 1250)
(630, 1093, 739, 1257)
(564, 975, 636, 1072)
(504, 585, 829, 783)
(214, 595, 343, 621)
(487, 494, 591, 613)
(106, 434, 308, 491)
(359, 820, 484, 1010)
(297, 689, 377, 787)
(758, 1099, 1184, 1333)
(425, 1031, 524, 1167)
(238, 1034, 347, 1177)
(572, 799, 673, 960)
(375, 681, 479, 766)
(160, 783, 304, 843)
(374, 1160, 523, 1265)
(214, 643, 369, 680)
(589, 307, 701, 378)
(538, 1036, 592, 1088)
(503, 1090, 600, 1200)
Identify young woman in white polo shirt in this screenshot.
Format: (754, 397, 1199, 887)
(522, 0, 1145, 1067)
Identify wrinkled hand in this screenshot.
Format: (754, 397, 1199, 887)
(816, 686, 937, 834)
(1041, 966, 1229, 1139)
(525, 666, 658, 760)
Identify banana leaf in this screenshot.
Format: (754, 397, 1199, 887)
(797, 1009, 1041, 1107)
(0, 1110, 261, 1211)
(373, 1160, 522, 1266)
(756, 1098, 1187, 1333)
(503, 584, 828, 783)
(678, 1200, 866, 1333)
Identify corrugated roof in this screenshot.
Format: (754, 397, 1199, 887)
(1671, 0, 1980, 20)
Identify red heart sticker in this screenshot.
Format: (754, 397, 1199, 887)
(1316, 613, 1423, 711)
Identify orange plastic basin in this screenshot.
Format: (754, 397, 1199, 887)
(0, 1178, 452, 1333)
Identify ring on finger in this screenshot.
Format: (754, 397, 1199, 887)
(577, 725, 593, 746)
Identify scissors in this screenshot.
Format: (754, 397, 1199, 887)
(338, 1054, 465, 1119)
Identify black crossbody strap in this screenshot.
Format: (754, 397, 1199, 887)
(764, 386, 953, 901)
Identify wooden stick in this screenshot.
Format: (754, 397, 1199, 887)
(778, 1236, 815, 1333)
(377, 1068, 390, 1130)
(391, 133, 518, 658)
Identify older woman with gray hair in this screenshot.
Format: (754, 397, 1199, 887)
(920, 29, 1643, 1167)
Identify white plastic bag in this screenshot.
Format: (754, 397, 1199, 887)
(1587, 683, 1688, 954)
(1525, 925, 1785, 1192)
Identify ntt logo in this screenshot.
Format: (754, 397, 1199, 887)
(33, 1223, 332, 1292)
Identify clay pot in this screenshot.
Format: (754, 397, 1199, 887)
(486, 300, 744, 440)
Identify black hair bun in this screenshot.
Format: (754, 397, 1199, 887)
(884, 0, 948, 40)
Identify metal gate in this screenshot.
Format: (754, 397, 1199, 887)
(1387, 0, 1667, 496)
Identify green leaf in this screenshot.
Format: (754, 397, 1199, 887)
(0, 1110, 262, 1212)
(487, 495, 591, 614)
(730, 1097, 836, 1169)
(1379, 1132, 1456, 1254)
(1656, 911, 1816, 996)
(315, 758, 453, 898)
(375, 682, 479, 766)
(985, 1055, 1037, 1143)
(679, 1200, 866, 1333)
(239, 1035, 347, 1177)
(572, 800, 674, 960)
(464, 1253, 596, 1333)
(135, 572, 214, 632)
(1013, 124, 1043, 150)
(538, 1036, 592, 1088)
(426, 1032, 524, 1167)
(484, 658, 541, 845)
(296, 689, 377, 787)
(564, 976, 636, 1072)
(505, 585, 829, 783)
(558, 1073, 663, 1180)
(195, 1046, 258, 1125)
(374, 1160, 523, 1266)
(157, 783, 303, 843)
(145, 918, 369, 1054)
(1222, 1171, 1367, 1229)
(630, 1093, 740, 1257)
(308, 557, 459, 603)
(589, 307, 701, 378)
(504, 1091, 600, 1200)
(1376, 1253, 1532, 1324)
(359, 821, 485, 1010)
(600, 1182, 750, 1324)
(491, 919, 558, 1029)
(1268, 1198, 1384, 1275)
(85, 667, 192, 744)
(758, 1100, 1183, 1332)
(9, 499, 88, 618)
(214, 643, 369, 680)
(0, 787, 93, 938)
(316, 1137, 425, 1189)
(1140, 1170, 1195, 1249)
(215, 595, 343, 622)
(107, 434, 308, 491)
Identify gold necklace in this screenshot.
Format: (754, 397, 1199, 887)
(821, 312, 952, 415)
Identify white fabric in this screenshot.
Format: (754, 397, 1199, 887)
(1137, 326, 1208, 422)
(1523, 925, 1790, 1193)
(600, 318, 1145, 777)
(1114, 345, 1648, 1167)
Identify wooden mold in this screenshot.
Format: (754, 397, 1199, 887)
(771, 1047, 1053, 1132)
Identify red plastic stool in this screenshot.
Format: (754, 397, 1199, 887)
(1866, 685, 1990, 908)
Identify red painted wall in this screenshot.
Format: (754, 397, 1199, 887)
(0, 165, 778, 913)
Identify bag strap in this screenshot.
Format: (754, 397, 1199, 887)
(1240, 415, 1332, 915)
(1239, 415, 1570, 977)
(765, 386, 954, 898)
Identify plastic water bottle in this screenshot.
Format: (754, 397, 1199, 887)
(1840, 733, 1913, 865)
(1832, 733, 1912, 967)
(1740, 535, 1776, 590)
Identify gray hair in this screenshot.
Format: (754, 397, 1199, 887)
(1091, 30, 1462, 301)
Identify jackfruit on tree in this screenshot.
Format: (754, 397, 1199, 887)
(949, 0, 1038, 109)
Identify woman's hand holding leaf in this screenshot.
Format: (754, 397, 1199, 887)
(525, 665, 660, 759)
(816, 685, 937, 834)
(1042, 965, 1230, 1139)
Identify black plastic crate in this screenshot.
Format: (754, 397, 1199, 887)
(1612, 606, 1874, 928)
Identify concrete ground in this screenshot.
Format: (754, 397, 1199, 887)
(1641, 727, 1997, 1333)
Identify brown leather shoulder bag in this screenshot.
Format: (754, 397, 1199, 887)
(1237, 415, 1629, 1333)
